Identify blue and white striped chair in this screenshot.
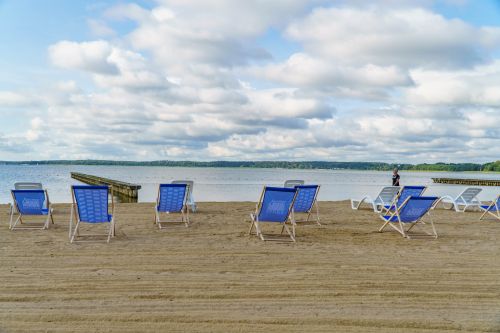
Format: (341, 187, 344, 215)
(155, 184, 189, 229)
(479, 195, 500, 221)
(10, 189, 54, 230)
(292, 185, 321, 225)
(249, 186, 298, 242)
(379, 196, 439, 239)
(70, 185, 115, 243)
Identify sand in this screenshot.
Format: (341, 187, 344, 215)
(0, 201, 499, 332)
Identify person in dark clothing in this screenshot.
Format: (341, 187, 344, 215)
(392, 168, 400, 186)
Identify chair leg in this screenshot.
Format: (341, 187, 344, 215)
(282, 223, 296, 242)
(379, 220, 390, 232)
(9, 208, 14, 229)
(70, 221, 80, 243)
(315, 203, 321, 225)
(44, 215, 50, 230)
(107, 222, 113, 243)
(248, 214, 256, 235)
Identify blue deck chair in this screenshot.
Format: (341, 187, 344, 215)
(382, 185, 426, 214)
(70, 185, 115, 243)
(379, 196, 439, 239)
(248, 186, 298, 242)
(172, 180, 196, 213)
(479, 195, 500, 221)
(155, 184, 189, 229)
(10, 189, 54, 230)
(292, 185, 321, 226)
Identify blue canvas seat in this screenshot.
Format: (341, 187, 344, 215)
(292, 185, 321, 226)
(379, 196, 439, 239)
(479, 195, 500, 221)
(172, 180, 196, 213)
(248, 186, 298, 242)
(70, 185, 115, 243)
(155, 184, 189, 229)
(10, 189, 54, 230)
(382, 185, 426, 214)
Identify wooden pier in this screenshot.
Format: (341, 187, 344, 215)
(432, 177, 500, 186)
(70, 172, 141, 201)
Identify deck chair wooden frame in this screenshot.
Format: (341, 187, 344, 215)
(479, 195, 500, 221)
(379, 196, 439, 239)
(70, 185, 115, 243)
(155, 184, 190, 229)
(248, 186, 298, 242)
(10, 189, 54, 230)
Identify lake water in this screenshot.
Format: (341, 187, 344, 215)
(0, 165, 498, 203)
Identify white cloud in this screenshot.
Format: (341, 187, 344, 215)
(286, 7, 500, 68)
(48, 40, 119, 74)
(1, 1, 499, 162)
(406, 60, 500, 106)
(87, 19, 116, 37)
(247, 53, 413, 98)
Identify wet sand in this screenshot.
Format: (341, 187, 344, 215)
(0, 201, 499, 332)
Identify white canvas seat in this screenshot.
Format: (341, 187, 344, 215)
(433, 187, 482, 212)
(351, 186, 400, 212)
(284, 180, 304, 188)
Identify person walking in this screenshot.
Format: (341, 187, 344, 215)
(392, 168, 400, 186)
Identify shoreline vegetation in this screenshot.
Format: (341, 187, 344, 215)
(0, 160, 499, 172)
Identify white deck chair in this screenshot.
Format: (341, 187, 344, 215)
(172, 180, 196, 212)
(14, 182, 44, 190)
(284, 180, 304, 188)
(351, 186, 400, 212)
(433, 187, 482, 212)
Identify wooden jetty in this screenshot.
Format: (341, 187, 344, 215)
(432, 177, 500, 186)
(70, 172, 141, 201)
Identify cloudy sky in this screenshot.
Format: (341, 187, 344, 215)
(0, 0, 499, 162)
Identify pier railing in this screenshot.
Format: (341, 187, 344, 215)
(70, 172, 141, 200)
(432, 177, 500, 186)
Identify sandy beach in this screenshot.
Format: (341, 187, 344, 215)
(0, 201, 499, 332)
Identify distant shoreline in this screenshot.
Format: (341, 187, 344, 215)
(0, 160, 499, 172)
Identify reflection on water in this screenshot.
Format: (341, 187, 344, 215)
(0, 165, 498, 203)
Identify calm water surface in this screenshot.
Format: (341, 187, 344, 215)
(0, 165, 498, 203)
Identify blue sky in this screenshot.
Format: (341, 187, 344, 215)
(0, 0, 499, 162)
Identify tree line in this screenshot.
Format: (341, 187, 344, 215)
(1, 160, 499, 171)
